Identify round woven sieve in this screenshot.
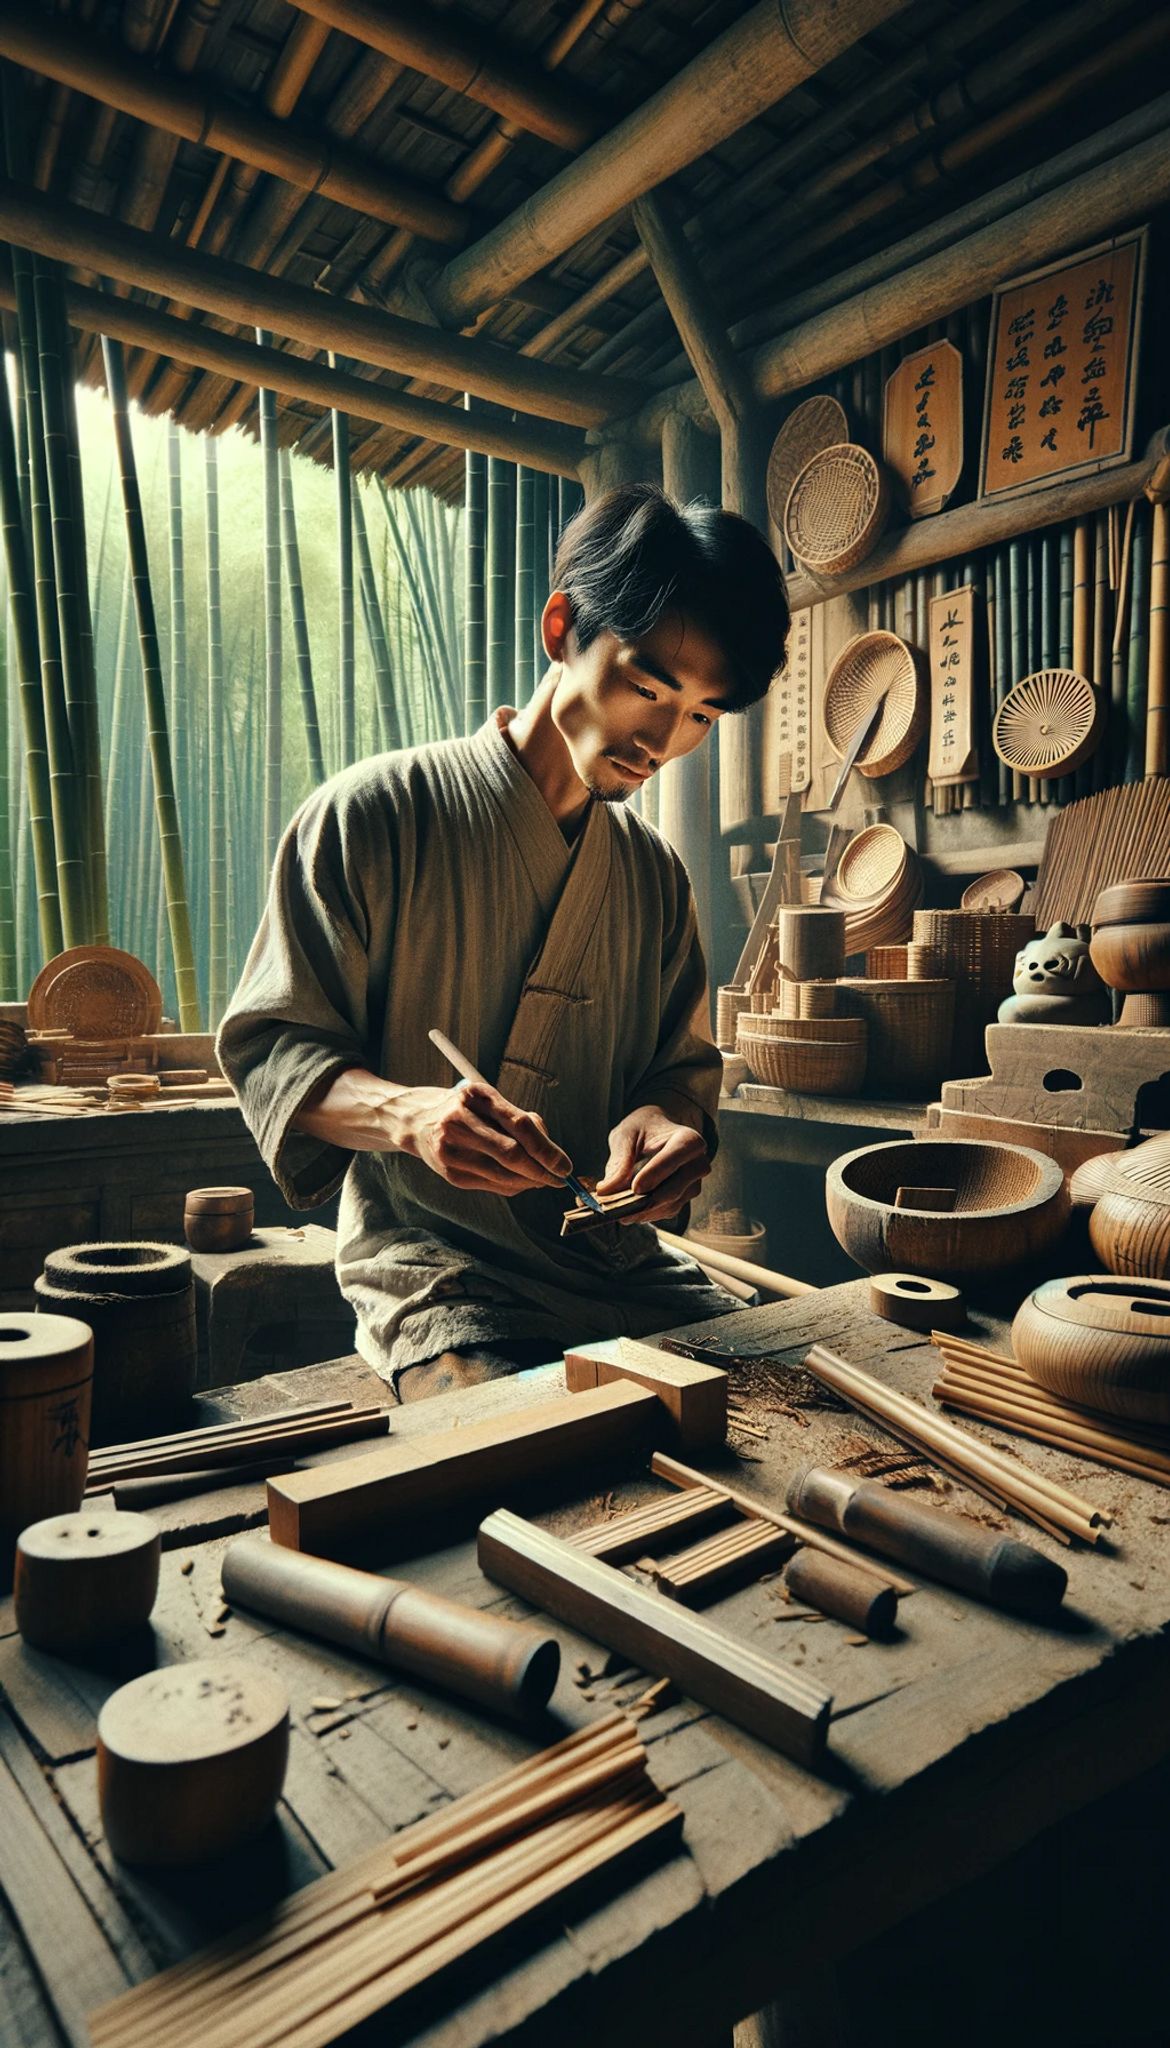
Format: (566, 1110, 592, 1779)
(992, 669, 1103, 778)
(766, 396, 849, 534)
(823, 631, 926, 778)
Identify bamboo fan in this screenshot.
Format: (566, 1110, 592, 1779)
(822, 633, 926, 778)
(784, 444, 889, 578)
(766, 396, 848, 534)
(992, 668, 1103, 778)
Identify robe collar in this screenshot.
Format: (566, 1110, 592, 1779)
(471, 708, 609, 914)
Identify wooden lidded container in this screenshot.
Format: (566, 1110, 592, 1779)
(184, 1186, 255, 1254)
(1013, 1274, 1170, 1425)
(34, 1243, 195, 1446)
(0, 1312, 93, 1589)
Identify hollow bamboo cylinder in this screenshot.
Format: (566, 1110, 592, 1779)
(0, 1311, 93, 1587)
(775, 906, 845, 985)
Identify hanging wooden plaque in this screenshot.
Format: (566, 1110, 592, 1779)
(775, 607, 812, 793)
(979, 228, 1146, 503)
(927, 585, 978, 784)
(882, 341, 963, 518)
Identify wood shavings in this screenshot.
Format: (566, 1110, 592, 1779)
(310, 1696, 344, 1713)
(179, 1556, 194, 1576)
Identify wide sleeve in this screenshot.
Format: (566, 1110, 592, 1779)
(216, 776, 388, 1208)
(624, 845, 721, 1158)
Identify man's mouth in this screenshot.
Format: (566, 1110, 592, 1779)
(605, 754, 651, 783)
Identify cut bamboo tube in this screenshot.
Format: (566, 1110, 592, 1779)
(655, 1226, 817, 1298)
(1147, 498, 1169, 776)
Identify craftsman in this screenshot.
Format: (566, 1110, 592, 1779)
(219, 485, 790, 1400)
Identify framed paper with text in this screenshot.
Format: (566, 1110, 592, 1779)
(979, 228, 1145, 504)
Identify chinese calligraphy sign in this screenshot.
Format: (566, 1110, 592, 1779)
(928, 586, 978, 784)
(980, 229, 1145, 502)
(882, 340, 963, 518)
(774, 607, 811, 793)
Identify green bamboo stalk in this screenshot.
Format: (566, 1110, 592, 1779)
(390, 576, 417, 750)
(102, 335, 201, 1028)
(530, 469, 549, 685)
(403, 489, 459, 728)
(0, 596, 15, 996)
(486, 457, 515, 716)
(276, 445, 326, 789)
(353, 484, 398, 752)
(103, 561, 132, 864)
(1059, 524, 1074, 668)
(464, 442, 487, 733)
(1125, 498, 1150, 787)
(55, 277, 107, 938)
(514, 465, 536, 708)
(255, 333, 283, 865)
(204, 434, 228, 1026)
(426, 494, 461, 723)
(165, 421, 189, 834)
(377, 480, 444, 736)
(1092, 510, 1111, 793)
(0, 348, 61, 959)
(331, 382, 355, 768)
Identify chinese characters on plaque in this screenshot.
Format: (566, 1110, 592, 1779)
(980, 230, 1145, 501)
(928, 586, 978, 784)
(882, 340, 963, 518)
(774, 608, 811, 793)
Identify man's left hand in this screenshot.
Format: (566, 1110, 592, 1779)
(594, 1105, 711, 1225)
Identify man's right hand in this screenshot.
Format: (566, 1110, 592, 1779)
(293, 1066, 571, 1198)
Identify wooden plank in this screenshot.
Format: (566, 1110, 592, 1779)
(477, 1509, 832, 1767)
(268, 1381, 661, 1556)
(561, 1337, 727, 1448)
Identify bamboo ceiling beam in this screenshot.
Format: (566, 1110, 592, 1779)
(783, 430, 1170, 613)
(421, 0, 914, 330)
(1, 6, 467, 248)
(0, 272, 583, 478)
(0, 182, 641, 431)
(279, 0, 599, 151)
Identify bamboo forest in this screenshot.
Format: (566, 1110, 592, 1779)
(0, 315, 585, 1029)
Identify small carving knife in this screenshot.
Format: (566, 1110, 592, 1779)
(428, 1027, 603, 1214)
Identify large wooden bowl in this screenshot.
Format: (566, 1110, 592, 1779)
(825, 1138, 1068, 1280)
(1012, 1274, 1170, 1424)
(1088, 1134, 1170, 1279)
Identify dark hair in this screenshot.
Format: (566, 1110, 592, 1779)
(552, 483, 789, 710)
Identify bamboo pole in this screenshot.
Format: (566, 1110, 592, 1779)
(0, 345, 60, 958)
(485, 458, 516, 717)
(353, 484, 398, 753)
(331, 391, 355, 770)
(402, 490, 459, 730)
(514, 466, 536, 709)
(54, 275, 108, 938)
(1147, 499, 1169, 778)
(0, 607, 13, 996)
(464, 434, 487, 735)
(256, 335, 284, 861)
(425, 0, 911, 328)
(276, 447, 326, 789)
(101, 337, 201, 1029)
(1126, 500, 1151, 784)
(376, 482, 444, 738)
(204, 436, 227, 1027)
(166, 421, 189, 843)
(0, 183, 637, 434)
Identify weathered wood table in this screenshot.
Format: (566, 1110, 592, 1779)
(4, 1280, 1170, 2048)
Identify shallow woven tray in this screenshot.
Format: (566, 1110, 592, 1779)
(737, 1029, 866, 1097)
(28, 946, 162, 1038)
(992, 668, 1103, 778)
(823, 632, 927, 779)
(961, 868, 1026, 913)
(766, 395, 849, 534)
(785, 443, 889, 577)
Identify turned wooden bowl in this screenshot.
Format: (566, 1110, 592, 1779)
(1088, 920, 1170, 993)
(825, 1138, 1068, 1281)
(1088, 1134, 1170, 1279)
(1012, 1274, 1170, 1424)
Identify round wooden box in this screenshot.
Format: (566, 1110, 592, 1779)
(184, 1187, 255, 1254)
(14, 1510, 160, 1653)
(1088, 1134, 1170, 1279)
(0, 1313, 93, 1590)
(1012, 1274, 1170, 1424)
(97, 1658, 290, 1866)
(826, 1138, 1068, 1281)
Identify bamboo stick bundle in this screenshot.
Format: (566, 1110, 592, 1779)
(0, 340, 61, 957)
(83, 1401, 388, 1488)
(801, 1344, 1106, 1544)
(653, 1517, 791, 1601)
(568, 1484, 732, 1560)
(89, 1716, 678, 2048)
(931, 1333, 1170, 1487)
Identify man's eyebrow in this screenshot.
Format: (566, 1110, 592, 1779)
(628, 649, 732, 709)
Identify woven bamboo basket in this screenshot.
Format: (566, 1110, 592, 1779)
(777, 982, 802, 1019)
(867, 947, 908, 979)
(745, 1016, 865, 1044)
(716, 985, 751, 1049)
(766, 396, 850, 534)
(992, 669, 1103, 779)
(823, 632, 927, 778)
(824, 825, 923, 956)
(835, 978, 955, 1097)
(785, 444, 889, 577)
(737, 1028, 867, 1097)
(798, 981, 838, 1018)
(775, 906, 845, 984)
(961, 869, 1026, 913)
(912, 909, 1034, 1074)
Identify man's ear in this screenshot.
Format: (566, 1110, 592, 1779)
(541, 589, 574, 662)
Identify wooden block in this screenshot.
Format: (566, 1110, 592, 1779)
(940, 1022, 1170, 1135)
(893, 1186, 956, 1212)
(654, 1520, 792, 1603)
(926, 1104, 1127, 1178)
(869, 1272, 966, 1333)
(562, 1336, 726, 1448)
(268, 1380, 660, 1557)
(560, 1189, 652, 1236)
(569, 1485, 733, 1562)
(478, 1509, 832, 1767)
(97, 1657, 289, 1866)
(14, 1510, 160, 1653)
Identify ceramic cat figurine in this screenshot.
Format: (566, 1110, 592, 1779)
(997, 921, 1112, 1025)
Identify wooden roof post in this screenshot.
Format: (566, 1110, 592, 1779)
(659, 408, 719, 962)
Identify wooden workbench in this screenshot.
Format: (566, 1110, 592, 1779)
(4, 1281, 1170, 2048)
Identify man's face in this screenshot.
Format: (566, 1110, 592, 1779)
(546, 602, 735, 803)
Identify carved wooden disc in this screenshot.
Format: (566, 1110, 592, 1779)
(28, 946, 162, 1038)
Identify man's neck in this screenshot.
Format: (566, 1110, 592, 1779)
(503, 673, 593, 837)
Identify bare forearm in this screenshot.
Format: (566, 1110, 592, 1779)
(293, 1065, 410, 1153)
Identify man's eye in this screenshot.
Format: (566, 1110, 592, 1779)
(692, 711, 711, 728)
(632, 682, 657, 701)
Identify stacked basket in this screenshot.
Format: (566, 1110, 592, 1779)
(912, 909, 1033, 1074)
(822, 824, 923, 956)
(737, 982, 867, 1098)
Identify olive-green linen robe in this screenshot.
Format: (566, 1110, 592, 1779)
(217, 711, 734, 1381)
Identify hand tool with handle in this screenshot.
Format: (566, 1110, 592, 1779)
(429, 1026, 602, 1214)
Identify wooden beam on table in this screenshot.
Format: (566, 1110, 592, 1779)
(0, 181, 642, 433)
(563, 1336, 728, 1449)
(477, 1507, 832, 1765)
(0, 6, 468, 248)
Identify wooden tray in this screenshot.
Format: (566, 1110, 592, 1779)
(28, 947, 162, 1039)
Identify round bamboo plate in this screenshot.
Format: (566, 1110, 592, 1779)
(766, 395, 848, 533)
(784, 444, 889, 577)
(27, 945, 162, 1038)
(1088, 1134, 1170, 1279)
(826, 1138, 1068, 1280)
(1012, 1273, 1170, 1424)
(962, 869, 1027, 913)
(822, 632, 926, 778)
(992, 669, 1103, 779)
